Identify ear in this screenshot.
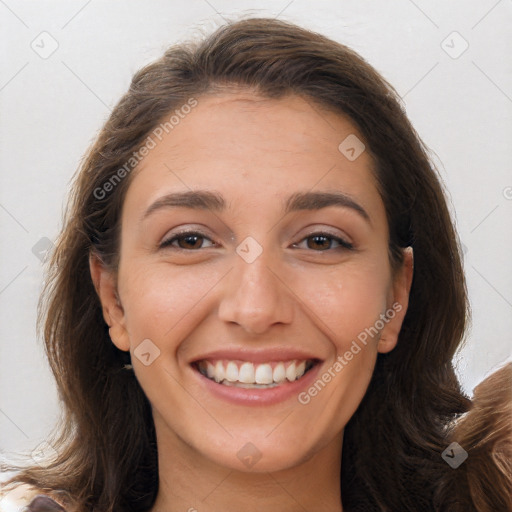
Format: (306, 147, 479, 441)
(89, 252, 130, 352)
(378, 246, 414, 354)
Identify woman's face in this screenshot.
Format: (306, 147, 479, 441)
(92, 91, 413, 473)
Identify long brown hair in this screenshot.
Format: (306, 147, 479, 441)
(435, 362, 512, 512)
(4, 16, 508, 511)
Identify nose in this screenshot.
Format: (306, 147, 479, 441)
(217, 250, 294, 335)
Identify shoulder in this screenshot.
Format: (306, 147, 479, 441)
(0, 483, 66, 511)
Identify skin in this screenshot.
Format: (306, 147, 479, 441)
(90, 91, 413, 512)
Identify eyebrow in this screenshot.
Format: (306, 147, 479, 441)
(141, 190, 371, 224)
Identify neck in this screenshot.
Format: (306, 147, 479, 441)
(150, 429, 344, 512)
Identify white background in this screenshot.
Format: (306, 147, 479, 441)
(1, 0, 511, 472)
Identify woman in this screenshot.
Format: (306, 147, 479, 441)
(1, 17, 510, 512)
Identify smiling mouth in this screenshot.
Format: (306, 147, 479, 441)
(193, 359, 318, 389)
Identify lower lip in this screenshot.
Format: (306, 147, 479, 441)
(191, 362, 323, 406)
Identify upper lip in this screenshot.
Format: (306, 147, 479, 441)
(190, 348, 323, 365)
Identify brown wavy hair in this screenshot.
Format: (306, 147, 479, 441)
(434, 362, 512, 511)
(4, 16, 510, 511)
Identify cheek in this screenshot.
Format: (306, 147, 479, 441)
(295, 260, 390, 348)
(119, 262, 220, 345)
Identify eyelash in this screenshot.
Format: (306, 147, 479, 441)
(159, 230, 354, 252)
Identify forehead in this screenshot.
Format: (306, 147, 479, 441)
(150, 92, 370, 168)
(123, 91, 383, 220)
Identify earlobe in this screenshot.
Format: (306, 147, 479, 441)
(89, 252, 130, 352)
(108, 325, 130, 352)
(378, 246, 414, 354)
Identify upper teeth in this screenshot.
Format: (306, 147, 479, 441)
(197, 360, 312, 385)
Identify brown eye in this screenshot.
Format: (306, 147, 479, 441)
(293, 232, 354, 251)
(307, 235, 332, 250)
(177, 234, 204, 249)
(160, 232, 215, 250)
